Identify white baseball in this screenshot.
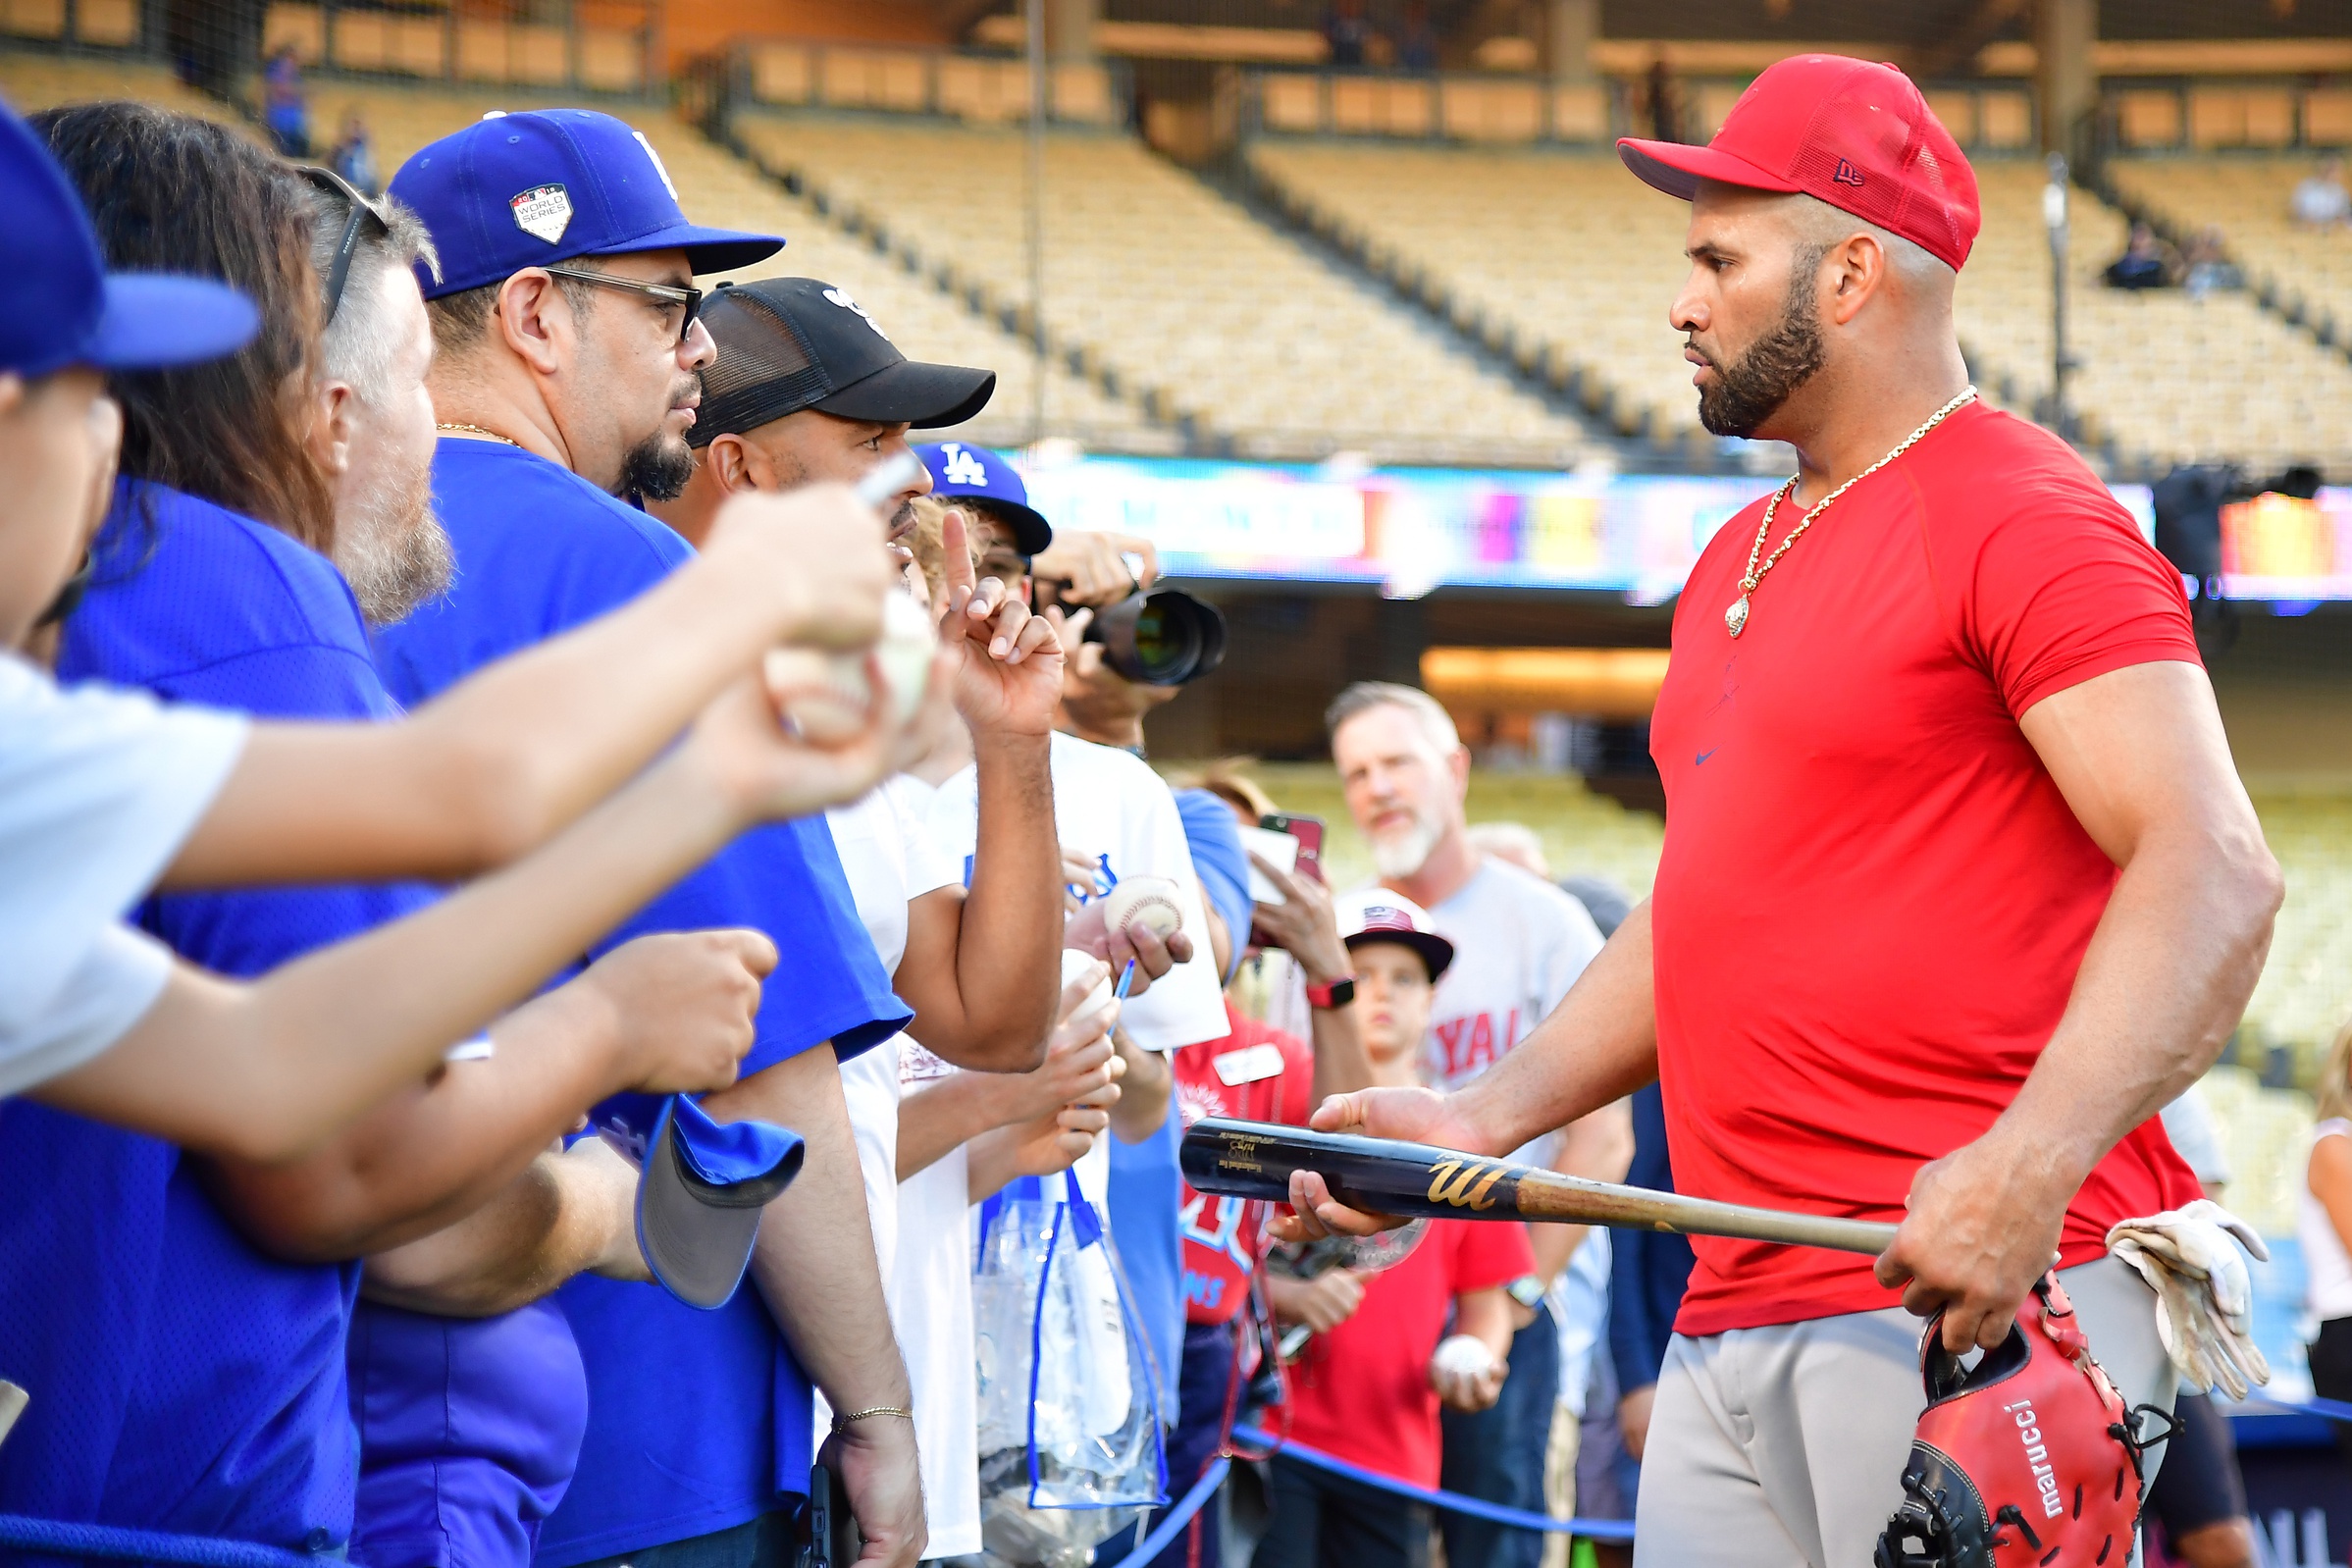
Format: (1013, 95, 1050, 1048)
(1100, 875, 1184, 942)
(762, 590, 935, 742)
(1431, 1333, 1498, 1381)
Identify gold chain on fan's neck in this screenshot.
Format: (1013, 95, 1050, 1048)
(1722, 385, 1978, 640)
(435, 421, 524, 449)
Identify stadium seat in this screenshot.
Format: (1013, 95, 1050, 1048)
(731, 113, 1600, 470)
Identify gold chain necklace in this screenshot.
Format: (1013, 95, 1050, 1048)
(1724, 385, 1978, 639)
(436, 421, 524, 448)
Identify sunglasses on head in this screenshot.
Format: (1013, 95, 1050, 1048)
(295, 164, 392, 326)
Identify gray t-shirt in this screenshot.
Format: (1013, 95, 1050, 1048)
(1422, 858, 1606, 1094)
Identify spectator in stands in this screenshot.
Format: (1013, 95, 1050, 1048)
(2303, 1022, 2352, 1472)
(2105, 221, 2177, 290)
(1323, 0, 1373, 69)
(1258, 891, 1533, 1568)
(0, 99, 890, 1568)
(2180, 226, 2243, 300)
(262, 41, 310, 158)
(2292, 158, 2350, 228)
(926, 446, 1226, 1452)
(329, 110, 379, 195)
(378, 110, 924, 1568)
(1328, 683, 1629, 1568)
(1394, 0, 1440, 74)
(1645, 57, 1682, 145)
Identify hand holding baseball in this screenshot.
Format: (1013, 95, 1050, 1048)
(1064, 872, 1196, 998)
(1430, 1334, 1505, 1411)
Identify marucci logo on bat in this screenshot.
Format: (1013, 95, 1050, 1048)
(1426, 1157, 1509, 1210)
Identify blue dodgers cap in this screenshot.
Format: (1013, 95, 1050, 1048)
(635, 1094, 804, 1310)
(0, 101, 256, 378)
(388, 108, 781, 299)
(917, 441, 1052, 556)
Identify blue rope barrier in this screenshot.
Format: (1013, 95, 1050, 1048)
(1230, 1427, 1638, 1544)
(0, 1515, 318, 1568)
(2244, 1391, 2352, 1425)
(1102, 1457, 1233, 1568)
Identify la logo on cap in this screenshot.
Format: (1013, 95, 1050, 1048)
(822, 285, 891, 340)
(938, 443, 988, 486)
(510, 183, 572, 243)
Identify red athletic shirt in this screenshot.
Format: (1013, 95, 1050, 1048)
(1281, 1218, 1534, 1488)
(1175, 1004, 1317, 1326)
(1647, 400, 2205, 1337)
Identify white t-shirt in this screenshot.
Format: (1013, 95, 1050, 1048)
(2306, 1121, 2352, 1323)
(0, 654, 248, 1096)
(926, 731, 1228, 1055)
(814, 775, 960, 1504)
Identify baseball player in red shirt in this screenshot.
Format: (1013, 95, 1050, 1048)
(1283, 54, 2280, 1565)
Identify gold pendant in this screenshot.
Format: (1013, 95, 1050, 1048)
(1725, 596, 1750, 638)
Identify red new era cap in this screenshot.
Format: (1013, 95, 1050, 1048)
(1617, 54, 1980, 272)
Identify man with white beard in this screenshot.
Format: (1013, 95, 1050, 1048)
(1327, 682, 1630, 1568)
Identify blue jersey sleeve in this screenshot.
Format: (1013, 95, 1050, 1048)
(380, 442, 910, 1069)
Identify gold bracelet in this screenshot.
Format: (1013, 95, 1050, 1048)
(830, 1405, 915, 1433)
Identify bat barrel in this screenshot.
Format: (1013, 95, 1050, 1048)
(1181, 1118, 1898, 1259)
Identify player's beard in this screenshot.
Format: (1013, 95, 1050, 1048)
(1369, 809, 1443, 880)
(1695, 245, 1828, 439)
(337, 455, 453, 627)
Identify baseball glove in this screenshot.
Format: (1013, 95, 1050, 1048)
(1874, 1274, 2172, 1568)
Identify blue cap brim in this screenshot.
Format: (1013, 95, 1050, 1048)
(85, 274, 259, 370)
(635, 1095, 803, 1310)
(611, 222, 783, 278)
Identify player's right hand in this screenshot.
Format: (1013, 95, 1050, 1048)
(1273, 1087, 1482, 1242)
(580, 928, 774, 1094)
(701, 483, 893, 653)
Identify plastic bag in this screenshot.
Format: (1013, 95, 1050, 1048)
(969, 1169, 1167, 1566)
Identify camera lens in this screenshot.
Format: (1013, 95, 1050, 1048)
(1086, 589, 1228, 686)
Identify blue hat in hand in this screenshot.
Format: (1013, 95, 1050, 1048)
(915, 441, 1052, 555)
(389, 108, 782, 299)
(599, 1092, 804, 1309)
(0, 101, 256, 378)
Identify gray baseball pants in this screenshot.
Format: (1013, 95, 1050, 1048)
(1631, 1257, 2174, 1568)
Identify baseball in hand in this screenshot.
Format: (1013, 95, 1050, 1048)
(763, 591, 935, 742)
(1431, 1333, 1498, 1381)
(1100, 875, 1184, 943)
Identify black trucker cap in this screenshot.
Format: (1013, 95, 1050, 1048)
(692, 277, 996, 447)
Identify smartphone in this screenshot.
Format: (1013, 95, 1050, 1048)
(801, 1461, 863, 1568)
(1259, 813, 1325, 885)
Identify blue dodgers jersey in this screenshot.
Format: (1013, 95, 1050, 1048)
(348, 1301, 587, 1568)
(0, 482, 437, 1553)
(374, 439, 910, 1564)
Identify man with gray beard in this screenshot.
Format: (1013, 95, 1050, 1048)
(1327, 682, 1627, 1568)
(299, 168, 453, 627)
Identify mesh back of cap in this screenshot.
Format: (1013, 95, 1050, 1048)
(693, 288, 833, 446)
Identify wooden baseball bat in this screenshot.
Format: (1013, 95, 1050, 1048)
(1181, 1118, 1899, 1258)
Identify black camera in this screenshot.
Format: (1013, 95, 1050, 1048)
(1084, 588, 1228, 686)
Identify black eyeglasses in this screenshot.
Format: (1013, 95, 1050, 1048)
(544, 265, 705, 345)
(295, 164, 392, 326)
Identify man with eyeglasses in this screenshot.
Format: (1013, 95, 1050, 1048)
(377, 112, 928, 1568)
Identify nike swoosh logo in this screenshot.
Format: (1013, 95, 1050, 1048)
(1696, 748, 1718, 766)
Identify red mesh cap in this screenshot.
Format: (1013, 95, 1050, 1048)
(1617, 54, 1980, 272)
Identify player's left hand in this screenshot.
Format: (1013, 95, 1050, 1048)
(824, 1415, 926, 1567)
(1874, 1130, 2071, 1353)
(931, 507, 1062, 738)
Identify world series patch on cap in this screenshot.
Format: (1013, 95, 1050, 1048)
(387, 108, 781, 299)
